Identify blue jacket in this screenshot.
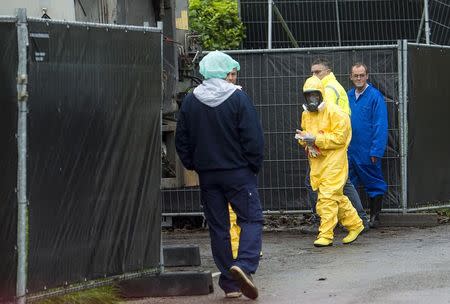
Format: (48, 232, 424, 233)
(175, 88, 264, 173)
(347, 85, 388, 164)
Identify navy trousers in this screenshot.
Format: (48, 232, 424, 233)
(199, 167, 263, 293)
(348, 156, 387, 198)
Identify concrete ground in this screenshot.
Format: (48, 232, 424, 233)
(126, 224, 450, 304)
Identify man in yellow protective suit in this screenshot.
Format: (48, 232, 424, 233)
(297, 76, 364, 247)
(308, 58, 369, 228)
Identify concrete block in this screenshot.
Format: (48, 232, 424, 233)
(163, 245, 201, 267)
(118, 271, 213, 297)
(379, 213, 438, 227)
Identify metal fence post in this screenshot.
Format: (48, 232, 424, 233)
(157, 20, 165, 275)
(424, 0, 431, 44)
(398, 40, 409, 214)
(16, 7, 29, 304)
(334, 0, 342, 46)
(267, 0, 272, 49)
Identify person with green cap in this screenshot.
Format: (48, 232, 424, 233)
(175, 51, 264, 300)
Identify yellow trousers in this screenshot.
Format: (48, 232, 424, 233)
(316, 191, 362, 240)
(228, 204, 241, 259)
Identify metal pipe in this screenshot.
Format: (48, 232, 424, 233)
(162, 208, 410, 217)
(162, 210, 312, 217)
(406, 204, 450, 212)
(268, 0, 272, 49)
(382, 208, 408, 213)
(272, 3, 299, 48)
(424, 0, 431, 44)
(216, 44, 398, 55)
(334, 0, 342, 46)
(408, 42, 450, 49)
(158, 20, 165, 275)
(402, 40, 409, 214)
(16, 8, 29, 304)
(397, 40, 405, 214)
(27, 16, 161, 32)
(416, 6, 425, 43)
(0, 15, 17, 22)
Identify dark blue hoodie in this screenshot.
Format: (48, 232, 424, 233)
(175, 78, 264, 173)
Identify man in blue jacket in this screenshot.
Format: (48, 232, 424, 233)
(175, 51, 264, 300)
(347, 63, 388, 228)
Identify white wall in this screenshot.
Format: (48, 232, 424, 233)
(0, 0, 75, 20)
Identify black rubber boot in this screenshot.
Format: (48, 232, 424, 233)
(369, 195, 383, 228)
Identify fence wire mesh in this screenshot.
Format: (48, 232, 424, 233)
(240, 0, 449, 49)
(429, 0, 450, 45)
(162, 46, 402, 214)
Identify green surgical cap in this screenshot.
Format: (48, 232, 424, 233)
(199, 51, 240, 80)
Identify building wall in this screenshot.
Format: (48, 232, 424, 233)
(0, 0, 75, 20)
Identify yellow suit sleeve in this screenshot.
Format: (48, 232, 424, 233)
(298, 112, 307, 147)
(314, 110, 351, 150)
(324, 87, 350, 115)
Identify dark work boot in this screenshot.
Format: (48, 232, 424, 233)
(369, 195, 383, 228)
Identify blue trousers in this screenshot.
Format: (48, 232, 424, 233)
(348, 157, 387, 198)
(305, 167, 368, 222)
(199, 167, 263, 293)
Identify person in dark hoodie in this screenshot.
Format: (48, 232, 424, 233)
(175, 51, 264, 300)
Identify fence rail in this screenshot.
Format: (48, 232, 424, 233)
(239, 0, 449, 49)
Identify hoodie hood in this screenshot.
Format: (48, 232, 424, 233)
(193, 78, 239, 107)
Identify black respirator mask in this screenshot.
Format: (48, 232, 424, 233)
(303, 91, 323, 112)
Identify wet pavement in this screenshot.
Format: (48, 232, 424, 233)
(126, 224, 450, 303)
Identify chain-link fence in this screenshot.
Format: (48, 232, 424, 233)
(429, 0, 450, 45)
(239, 0, 449, 49)
(162, 45, 403, 215)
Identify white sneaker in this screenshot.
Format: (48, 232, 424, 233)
(225, 291, 242, 298)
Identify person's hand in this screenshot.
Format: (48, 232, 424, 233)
(302, 133, 316, 145)
(308, 145, 320, 157)
(371, 156, 378, 164)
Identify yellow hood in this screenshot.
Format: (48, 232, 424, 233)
(302, 75, 325, 98)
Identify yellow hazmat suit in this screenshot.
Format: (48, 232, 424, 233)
(321, 72, 350, 115)
(299, 76, 363, 242)
(228, 204, 241, 259)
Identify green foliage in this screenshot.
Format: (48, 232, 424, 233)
(35, 285, 121, 304)
(436, 208, 450, 217)
(189, 0, 245, 50)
